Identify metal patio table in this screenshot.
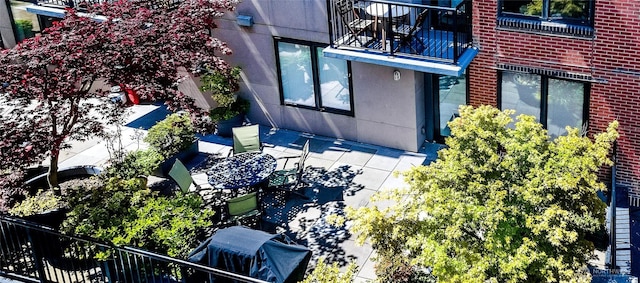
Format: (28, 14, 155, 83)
(207, 151, 277, 191)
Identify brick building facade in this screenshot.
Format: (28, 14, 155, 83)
(470, 0, 640, 195)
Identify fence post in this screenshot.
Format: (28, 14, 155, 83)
(25, 228, 47, 283)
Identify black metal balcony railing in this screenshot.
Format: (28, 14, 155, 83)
(0, 215, 267, 283)
(327, 0, 472, 63)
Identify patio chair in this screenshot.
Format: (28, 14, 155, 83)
(266, 140, 310, 199)
(168, 159, 223, 206)
(393, 8, 429, 53)
(225, 192, 262, 228)
(335, 0, 375, 46)
(230, 124, 263, 156)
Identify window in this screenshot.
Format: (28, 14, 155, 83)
(499, 71, 588, 137)
(9, 0, 42, 43)
(499, 0, 594, 25)
(438, 72, 467, 137)
(275, 38, 353, 115)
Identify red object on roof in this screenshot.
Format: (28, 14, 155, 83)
(124, 87, 140, 105)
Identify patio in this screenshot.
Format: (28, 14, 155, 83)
(51, 103, 445, 282)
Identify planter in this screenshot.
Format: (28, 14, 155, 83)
(17, 166, 103, 229)
(24, 165, 104, 194)
(15, 24, 34, 42)
(216, 112, 245, 137)
(22, 207, 68, 229)
(154, 140, 200, 177)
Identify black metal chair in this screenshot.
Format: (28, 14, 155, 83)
(335, 0, 375, 46)
(393, 8, 429, 53)
(266, 140, 310, 199)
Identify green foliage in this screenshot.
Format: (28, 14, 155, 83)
(200, 66, 250, 122)
(62, 177, 214, 259)
(348, 105, 618, 283)
(107, 149, 164, 179)
(144, 113, 196, 158)
(374, 254, 436, 283)
(9, 189, 63, 217)
(200, 66, 241, 108)
(302, 257, 358, 283)
(523, 0, 585, 18)
(14, 19, 33, 31)
(209, 96, 250, 121)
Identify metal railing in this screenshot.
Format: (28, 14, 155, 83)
(0, 215, 267, 283)
(327, 0, 472, 63)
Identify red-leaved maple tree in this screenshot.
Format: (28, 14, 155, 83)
(0, 0, 239, 192)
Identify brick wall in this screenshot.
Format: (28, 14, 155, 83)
(470, 0, 640, 193)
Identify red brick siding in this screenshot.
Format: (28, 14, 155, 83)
(471, 0, 640, 192)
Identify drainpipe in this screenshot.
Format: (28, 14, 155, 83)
(610, 140, 617, 270)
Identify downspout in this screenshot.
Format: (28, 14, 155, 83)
(610, 140, 617, 270)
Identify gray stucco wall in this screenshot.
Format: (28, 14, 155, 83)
(0, 0, 16, 48)
(214, 0, 426, 151)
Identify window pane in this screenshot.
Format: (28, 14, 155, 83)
(317, 48, 351, 111)
(278, 42, 315, 107)
(10, 1, 41, 43)
(439, 73, 466, 136)
(547, 78, 585, 137)
(550, 0, 590, 21)
(500, 0, 541, 17)
(501, 72, 541, 123)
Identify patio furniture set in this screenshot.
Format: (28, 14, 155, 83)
(168, 124, 311, 228)
(165, 124, 314, 282)
(336, 0, 428, 53)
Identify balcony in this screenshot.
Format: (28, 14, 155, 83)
(325, 0, 477, 76)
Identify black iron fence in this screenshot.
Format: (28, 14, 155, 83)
(0, 215, 267, 283)
(327, 0, 472, 63)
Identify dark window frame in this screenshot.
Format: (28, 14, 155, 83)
(498, 0, 595, 26)
(274, 37, 355, 116)
(497, 70, 590, 132)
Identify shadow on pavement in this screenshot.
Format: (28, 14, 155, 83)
(260, 165, 363, 268)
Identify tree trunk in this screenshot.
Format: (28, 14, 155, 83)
(48, 154, 60, 195)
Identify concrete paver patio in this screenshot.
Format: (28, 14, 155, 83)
(47, 103, 445, 282)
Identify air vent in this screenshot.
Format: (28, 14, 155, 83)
(497, 64, 595, 82)
(497, 17, 594, 38)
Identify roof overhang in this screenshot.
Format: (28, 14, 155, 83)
(25, 5, 106, 21)
(322, 46, 479, 77)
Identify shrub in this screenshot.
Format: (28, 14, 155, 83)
(144, 113, 196, 158)
(62, 177, 214, 259)
(374, 254, 436, 283)
(107, 149, 164, 179)
(302, 257, 357, 283)
(201, 66, 241, 108)
(9, 190, 63, 217)
(209, 96, 250, 121)
(200, 66, 251, 122)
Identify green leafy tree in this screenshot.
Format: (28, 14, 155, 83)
(302, 257, 358, 283)
(348, 105, 618, 283)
